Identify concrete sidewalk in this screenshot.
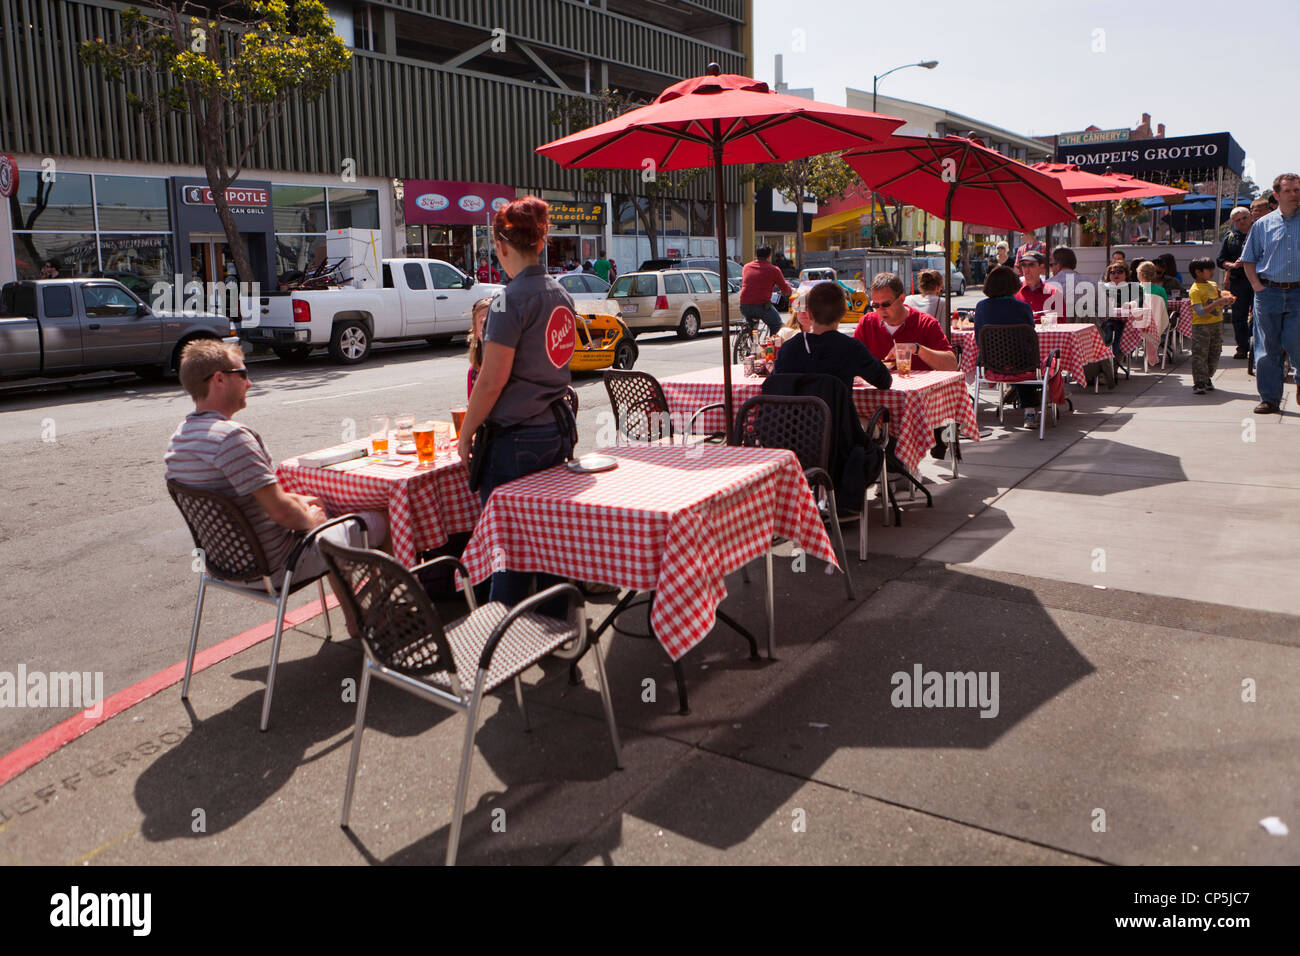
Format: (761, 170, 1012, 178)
(2, 352, 1295, 865)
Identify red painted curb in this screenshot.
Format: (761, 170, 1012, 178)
(0, 596, 338, 789)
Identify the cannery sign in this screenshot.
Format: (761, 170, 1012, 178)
(1057, 132, 1244, 177)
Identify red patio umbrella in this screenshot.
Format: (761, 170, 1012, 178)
(1030, 163, 1185, 261)
(537, 63, 905, 434)
(844, 135, 1076, 332)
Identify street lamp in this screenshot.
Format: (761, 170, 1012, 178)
(870, 60, 938, 246)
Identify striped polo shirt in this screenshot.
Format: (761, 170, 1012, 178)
(164, 410, 295, 573)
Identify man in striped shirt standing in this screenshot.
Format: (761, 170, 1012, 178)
(164, 340, 385, 585)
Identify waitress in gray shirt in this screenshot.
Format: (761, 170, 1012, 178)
(457, 196, 577, 609)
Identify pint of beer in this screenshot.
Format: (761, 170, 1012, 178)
(413, 421, 437, 465)
(450, 405, 468, 438)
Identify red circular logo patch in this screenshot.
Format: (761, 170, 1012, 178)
(544, 305, 577, 368)
(0, 155, 17, 199)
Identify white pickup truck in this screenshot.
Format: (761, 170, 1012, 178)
(239, 258, 503, 364)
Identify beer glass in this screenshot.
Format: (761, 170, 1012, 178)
(434, 422, 452, 460)
(368, 416, 389, 455)
(450, 405, 468, 438)
(413, 421, 437, 465)
(895, 342, 916, 377)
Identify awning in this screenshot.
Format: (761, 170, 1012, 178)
(807, 205, 871, 236)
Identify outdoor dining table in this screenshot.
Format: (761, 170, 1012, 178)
(658, 365, 977, 478)
(951, 323, 1113, 391)
(277, 445, 481, 566)
(458, 442, 839, 689)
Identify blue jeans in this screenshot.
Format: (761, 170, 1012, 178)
(740, 302, 782, 335)
(478, 421, 570, 618)
(1101, 318, 1126, 360)
(1252, 286, 1300, 405)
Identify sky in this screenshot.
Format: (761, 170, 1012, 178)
(753, 0, 1295, 191)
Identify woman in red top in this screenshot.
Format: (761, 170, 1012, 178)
(853, 273, 957, 371)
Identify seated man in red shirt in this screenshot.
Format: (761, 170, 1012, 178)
(853, 272, 958, 372)
(1015, 251, 1051, 315)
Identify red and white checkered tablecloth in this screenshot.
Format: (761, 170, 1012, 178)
(460, 443, 838, 662)
(1113, 306, 1161, 356)
(1175, 298, 1194, 337)
(953, 323, 1112, 386)
(277, 448, 481, 566)
(659, 365, 977, 476)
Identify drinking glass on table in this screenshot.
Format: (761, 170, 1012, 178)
(368, 415, 389, 455)
(450, 405, 468, 438)
(895, 342, 916, 376)
(433, 421, 452, 460)
(393, 414, 415, 447)
(413, 421, 437, 465)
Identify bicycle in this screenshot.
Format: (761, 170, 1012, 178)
(731, 312, 772, 364)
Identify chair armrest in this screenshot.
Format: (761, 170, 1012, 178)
(478, 582, 583, 671)
(284, 513, 369, 572)
(864, 406, 890, 444)
(688, 402, 726, 436)
(411, 555, 478, 611)
(804, 466, 834, 495)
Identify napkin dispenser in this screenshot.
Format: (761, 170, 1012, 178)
(296, 444, 369, 468)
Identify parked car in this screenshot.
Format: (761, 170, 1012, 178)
(608, 269, 740, 338)
(240, 258, 503, 364)
(1, 278, 238, 382)
(556, 273, 619, 314)
(638, 257, 743, 283)
(910, 256, 967, 295)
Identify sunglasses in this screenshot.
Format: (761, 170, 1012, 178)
(205, 367, 248, 382)
(871, 298, 899, 311)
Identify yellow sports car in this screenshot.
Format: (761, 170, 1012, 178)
(568, 312, 639, 373)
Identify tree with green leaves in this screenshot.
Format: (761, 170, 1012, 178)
(743, 153, 858, 269)
(81, 1, 352, 283)
(548, 88, 700, 261)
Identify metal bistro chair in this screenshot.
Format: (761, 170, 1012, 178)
(166, 480, 368, 731)
(733, 394, 856, 599)
(973, 324, 1062, 441)
(602, 369, 723, 444)
(318, 540, 621, 866)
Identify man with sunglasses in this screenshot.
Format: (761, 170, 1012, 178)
(164, 340, 385, 585)
(852, 272, 957, 372)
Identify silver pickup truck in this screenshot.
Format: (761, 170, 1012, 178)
(0, 278, 239, 382)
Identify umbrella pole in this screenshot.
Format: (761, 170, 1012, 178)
(1105, 203, 1112, 267)
(942, 186, 953, 338)
(712, 129, 735, 443)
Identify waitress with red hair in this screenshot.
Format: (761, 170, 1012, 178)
(457, 196, 578, 610)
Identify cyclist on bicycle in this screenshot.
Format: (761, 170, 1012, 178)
(740, 246, 793, 336)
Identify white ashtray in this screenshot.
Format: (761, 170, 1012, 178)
(566, 453, 619, 474)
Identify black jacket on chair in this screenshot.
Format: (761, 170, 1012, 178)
(761, 373, 881, 511)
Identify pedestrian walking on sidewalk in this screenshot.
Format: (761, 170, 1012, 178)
(1241, 173, 1300, 414)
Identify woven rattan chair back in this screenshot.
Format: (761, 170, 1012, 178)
(603, 369, 673, 442)
(318, 539, 456, 679)
(734, 395, 831, 473)
(167, 479, 274, 582)
(977, 324, 1040, 376)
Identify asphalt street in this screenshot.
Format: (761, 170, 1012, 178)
(0, 291, 983, 757)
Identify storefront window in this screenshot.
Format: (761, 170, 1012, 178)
(11, 233, 98, 278)
(613, 195, 650, 236)
(96, 234, 175, 296)
(10, 171, 95, 231)
(661, 199, 689, 237)
(275, 234, 327, 281)
(94, 176, 169, 232)
(690, 200, 714, 238)
(327, 187, 380, 228)
(272, 185, 327, 233)
(405, 225, 424, 256)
